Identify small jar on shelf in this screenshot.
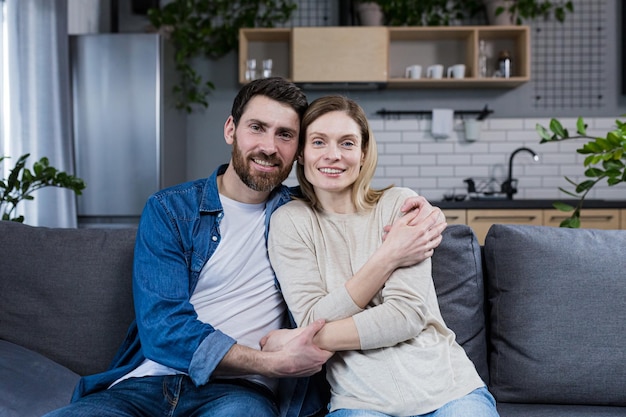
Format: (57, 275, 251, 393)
(478, 40, 488, 78)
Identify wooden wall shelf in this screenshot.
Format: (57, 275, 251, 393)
(239, 25, 530, 88)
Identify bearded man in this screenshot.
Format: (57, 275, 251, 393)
(44, 77, 446, 417)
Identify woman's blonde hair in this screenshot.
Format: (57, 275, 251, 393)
(296, 95, 392, 211)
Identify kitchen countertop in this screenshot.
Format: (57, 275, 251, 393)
(434, 199, 626, 210)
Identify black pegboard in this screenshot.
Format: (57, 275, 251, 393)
(532, 0, 607, 109)
(282, 0, 336, 27)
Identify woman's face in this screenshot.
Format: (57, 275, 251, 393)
(302, 111, 364, 199)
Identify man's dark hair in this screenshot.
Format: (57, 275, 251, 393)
(230, 77, 308, 125)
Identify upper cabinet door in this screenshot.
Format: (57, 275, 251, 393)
(291, 27, 388, 83)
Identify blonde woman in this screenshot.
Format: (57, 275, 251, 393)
(268, 96, 498, 417)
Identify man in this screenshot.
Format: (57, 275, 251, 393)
(45, 77, 446, 417)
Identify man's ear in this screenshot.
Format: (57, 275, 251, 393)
(224, 116, 235, 145)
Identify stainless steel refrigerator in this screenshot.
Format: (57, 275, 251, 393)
(70, 33, 186, 228)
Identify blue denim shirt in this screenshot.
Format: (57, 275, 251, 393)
(72, 164, 328, 417)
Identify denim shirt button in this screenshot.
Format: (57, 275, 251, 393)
(211, 235, 218, 242)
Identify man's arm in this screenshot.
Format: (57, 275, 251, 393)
(216, 319, 333, 378)
(383, 195, 446, 248)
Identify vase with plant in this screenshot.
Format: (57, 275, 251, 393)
(147, 0, 297, 113)
(0, 154, 86, 223)
(485, 0, 574, 25)
(537, 117, 626, 228)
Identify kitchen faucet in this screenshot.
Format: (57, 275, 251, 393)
(501, 147, 539, 200)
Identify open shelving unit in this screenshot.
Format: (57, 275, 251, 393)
(239, 25, 530, 88)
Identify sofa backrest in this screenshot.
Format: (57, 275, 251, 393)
(0, 221, 490, 383)
(0, 221, 137, 376)
(484, 224, 626, 406)
(432, 224, 489, 383)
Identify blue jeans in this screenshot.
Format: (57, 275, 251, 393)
(43, 375, 279, 417)
(327, 386, 499, 417)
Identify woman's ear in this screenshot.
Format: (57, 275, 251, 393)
(297, 155, 304, 165)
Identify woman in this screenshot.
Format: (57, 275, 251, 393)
(267, 95, 498, 417)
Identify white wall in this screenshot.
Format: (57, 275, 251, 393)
(283, 116, 626, 202)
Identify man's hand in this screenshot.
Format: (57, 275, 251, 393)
(259, 319, 333, 377)
(398, 195, 446, 227)
(382, 195, 446, 266)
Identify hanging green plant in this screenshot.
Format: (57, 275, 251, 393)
(147, 0, 297, 113)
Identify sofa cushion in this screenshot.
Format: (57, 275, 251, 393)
(0, 221, 137, 376)
(497, 402, 626, 417)
(0, 339, 79, 417)
(432, 224, 488, 383)
(484, 224, 626, 405)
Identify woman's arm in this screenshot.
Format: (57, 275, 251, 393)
(268, 193, 443, 353)
(269, 203, 436, 327)
(314, 259, 435, 352)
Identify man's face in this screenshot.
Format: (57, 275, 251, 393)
(227, 95, 300, 192)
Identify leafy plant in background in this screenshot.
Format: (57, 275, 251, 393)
(369, 0, 483, 26)
(0, 154, 86, 223)
(147, 0, 297, 113)
(537, 117, 626, 228)
(492, 0, 574, 25)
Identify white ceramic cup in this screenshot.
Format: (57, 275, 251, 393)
(464, 119, 482, 141)
(427, 64, 444, 79)
(405, 65, 422, 79)
(447, 64, 466, 79)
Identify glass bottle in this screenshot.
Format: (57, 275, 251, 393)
(478, 40, 488, 78)
(498, 50, 511, 79)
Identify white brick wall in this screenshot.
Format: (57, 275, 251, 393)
(286, 116, 626, 202)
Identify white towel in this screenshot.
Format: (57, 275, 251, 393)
(431, 108, 454, 139)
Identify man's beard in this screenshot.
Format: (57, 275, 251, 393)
(231, 134, 293, 192)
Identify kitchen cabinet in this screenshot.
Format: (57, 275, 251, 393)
(239, 25, 530, 87)
(441, 209, 466, 225)
(467, 209, 542, 244)
(455, 208, 623, 244)
(238, 28, 291, 84)
(543, 209, 620, 230)
(387, 26, 529, 88)
(292, 27, 388, 83)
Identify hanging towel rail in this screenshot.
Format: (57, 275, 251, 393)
(376, 105, 493, 120)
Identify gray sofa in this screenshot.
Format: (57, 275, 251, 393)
(1, 220, 625, 416)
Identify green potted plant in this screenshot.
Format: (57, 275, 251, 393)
(537, 117, 626, 228)
(485, 0, 574, 25)
(147, 0, 297, 113)
(358, 0, 483, 26)
(0, 154, 86, 223)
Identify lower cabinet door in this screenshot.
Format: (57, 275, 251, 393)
(543, 208, 620, 230)
(467, 209, 543, 245)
